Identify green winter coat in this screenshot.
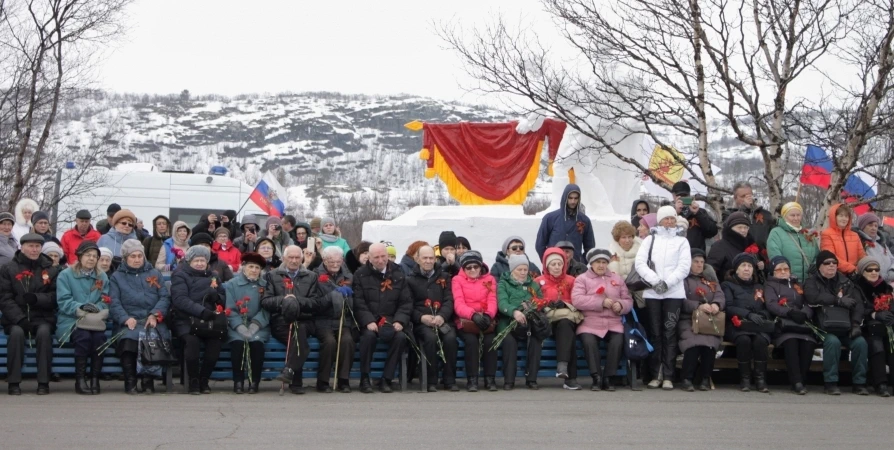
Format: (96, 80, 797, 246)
(55, 266, 110, 342)
(767, 219, 819, 282)
(223, 273, 271, 344)
(496, 271, 543, 333)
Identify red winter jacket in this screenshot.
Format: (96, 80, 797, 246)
(534, 247, 576, 303)
(212, 240, 242, 272)
(61, 226, 102, 264)
(451, 269, 497, 328)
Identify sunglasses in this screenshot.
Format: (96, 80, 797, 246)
(864, 267, 880, 273)
(464, 264, 481, 270)
(118, 222, 134, 227)
(821, 260, 838, 266)
(509, 245, 525, 251)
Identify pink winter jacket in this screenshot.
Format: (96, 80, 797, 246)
(571, 269, 633, 338)
(451, 270, 498, 328)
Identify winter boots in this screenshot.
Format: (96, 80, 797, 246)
(75, 356, 91, 395)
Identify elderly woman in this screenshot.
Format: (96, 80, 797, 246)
(190, 233, 234, 282)
(98, 247, 114, 277)
(224, 252, 271, 394)
(497, 254, 545, 390)
(855, 213, 894, 283)
(170, 245, 227, 395)
(98, 209, 139, 259)
(212, 228, 242, 272)
(608, 221, 641, 279)
(255, 237, 282, 274)
(767, 202, 820, 283)
(535, 247, 581, 390)
(765, 256, 815, 395)
(452, 251, 499, 392)
(723, 253, 772, 393)
(42, 242, 64, 267)
(635, 206, 691, 390)
(677, 248, 726, 392)
(637, 213, 657, 240)
(56, 241, 110, 395)
(314, 246, 358, 393)
(158, 221, 191, 272)
(854, 256, 894, 397)
(708, 212, 764, 283)
(0, 212, 18, 266)
(572, 249, 633, 391)
(318, 217, 350, 257)
(109, 239, 171, 395)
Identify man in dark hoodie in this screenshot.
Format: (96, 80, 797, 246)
(221, 210, 241, 241)
(631, 200, 651, 229)
(536, 184, 595, 262)
(232, 215, 259, 254)
(142, 215, 171, 265)
(491, 236, 541, 281)
(192, 213, 220, 237)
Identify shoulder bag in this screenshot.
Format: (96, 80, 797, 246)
(692, 309, 726, 336)
(622, 309, 653, 361)
(816, 306, 851, 336)
(625, 236, 655, 291)
(546, 301, 584, 324)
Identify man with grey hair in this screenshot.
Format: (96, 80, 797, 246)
(722, 181, 774, 248)
(353, 243, 413, 393)
(314, 245, 358, 393)
(261, 245, 322, 394)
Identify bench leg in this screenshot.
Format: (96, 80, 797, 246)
(420, 353, 428, 393)
(629, 360, 642, 391)
(165, 366, 172, 393)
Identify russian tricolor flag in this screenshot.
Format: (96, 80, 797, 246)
(842, 165, 877, 215)
(249, 172, 287, 218)
(800, 145, 833, 188)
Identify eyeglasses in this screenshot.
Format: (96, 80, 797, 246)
(509, 246, 524, 251)
(118, 222, 134, 227)
(821, 260, 838, 266)
(258, 246, 274, 251)
(864, 267, 880, 273)
(464, 264, 481, 270)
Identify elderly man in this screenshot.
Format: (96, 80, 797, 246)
(314, 246, 358, 393)
(407, 245, 458, 392)
(262, 245, 322, 394)
(722, 181, 775, 249)
(61, 209, 102, 264)
(0, 234, 61, 395)
(353, 243, 413, 393)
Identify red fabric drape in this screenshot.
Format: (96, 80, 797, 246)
(422, 119, 566, 201)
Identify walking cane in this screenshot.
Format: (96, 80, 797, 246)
(332, 299, 346, 389)
(280, 322, 294, 396)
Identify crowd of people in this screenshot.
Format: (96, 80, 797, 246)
(1, 181, 893, 398)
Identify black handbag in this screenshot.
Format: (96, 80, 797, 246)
(625, 236, 655, 291)
(190, 313, 227, 340)
(139, 328, 177, 367)
(736, 319, 776, 334)
(622, 309, 653, 361)
(816, 305, 851, 336)
(775, 318, 812, 335)
(527, 309, 552, 340)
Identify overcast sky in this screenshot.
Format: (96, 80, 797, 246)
(100, 0, 551, 101)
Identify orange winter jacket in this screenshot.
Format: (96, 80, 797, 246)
(820, 204, 865, 275)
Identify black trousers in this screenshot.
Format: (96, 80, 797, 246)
(458, 330, 497, 377)
(180, 334, 223, 382)
(230, 340, 264, 383)
(501, 329, 543, 384)
(6, 324, 52, 384)
(553, 319, 578, 379)
(315, 327, 357, 383)
(71, 328, 106, 358)
(580, 332, 623, 377)
(646, 298, 683, 379)
(781, 338, 815, 385)
(415, 325, 458, 385)
(868, 335, 894, 386)
(734, 334, 769, 363)
(359, 326, 406, 380)
(271, 317, 309, 384)
(681, 346, 716, 382)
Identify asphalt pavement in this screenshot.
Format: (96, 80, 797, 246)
(1, 378, 891, 449)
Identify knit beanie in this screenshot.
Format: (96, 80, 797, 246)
(508, 254, 529, 272)
(107, 203, 121, 215)
(459, 250, 484, 268)
(640, 213, 657, 230)
(656, 206, 677, 224)
(502, 235, 525, 254)
(0, 212, 14, 225)
(191, 233, 214, 247)
(456, 236, 471, 250)
(186, 245, 211, 263)
(99, 247, 113, 260)
(545, 252, 564, 268)
(732, 253, 757, 271)
(120, 239, 144, 258)
(41, 241, 63, 257)
(857, 213, 881, 231)
(780, 202, 802, 219)
(214, 227, 230, 239)
(586, 248, 612, 265)
(321, 217, 335, 226)
(691, 248, 707, 260)
(438, 231, 457, 250)
(856, 256, 881, 275)
(310, 217, 322, 229)
(769, 255, 791, 273)
(725, 211, 750, 229)
(31, 211, 49, 224)
(671, 181, 691, 196)
(816, 250, 838, 267)
(266, 216, 282, 228)
(385, 244, 396, 257)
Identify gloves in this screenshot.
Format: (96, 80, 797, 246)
(281, 296, 300, 322)
(838, 296, 857, 309)
(17, 318, 33, 332)
(236, 325, 252, 339)
(788, 309, 808, 324)
(876, 310, 894, 326)
(746, 313, 765, 325)
(248, 322, 260, 336)
(335, 286, 353, 297)
(201, 309, 216, 321)
(849, 326, 862, 339)
(80, 303, 100, 314)
(24, 293, 38, 306)
(653, 281, 669, 295)
(472, 313, 491, 330)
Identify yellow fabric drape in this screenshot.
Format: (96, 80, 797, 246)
(428, 142, 544, 205)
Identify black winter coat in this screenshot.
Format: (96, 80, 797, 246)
(764, 276, 815, 346)
(142, 215, 171, 265)
(406, 263, 454, 324)
(566, 258, 587, 277)
(262, 267, 322, 324)
(854, 275, 893, 355)
(722, 275, 771, 342)
(353, 261, 413, 327)
(803, 272, 864, 331)
(723, 205, 775, 249)
(684, 208, 719, 252)
(313, 265, 355, 331)
(707, 226, 760, 283)
(169, 265, 227, 337)
(208, 252, 234, 283)
(490, 251, 541, 282)
(0, 252, 61, 334)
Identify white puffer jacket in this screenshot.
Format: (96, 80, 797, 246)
(635, 227, 691, 300)
(608, 238, 641, 279)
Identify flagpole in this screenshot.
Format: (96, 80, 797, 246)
(795, 183, 803, 204)
(236, 176, 263, 216)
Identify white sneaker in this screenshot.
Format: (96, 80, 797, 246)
(647, 379, 661, 389)
(662, 380, 674, 390)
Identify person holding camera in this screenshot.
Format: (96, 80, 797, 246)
(233, 215, 260, 254)
(452, 251, 499, 392)
(260, 216, 293, 257)
(671, 181, 718, 252)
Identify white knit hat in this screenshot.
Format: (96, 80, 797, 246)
(657, 205, 677, 224)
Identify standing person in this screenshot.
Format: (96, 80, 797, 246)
(61, 210, 102, 264)
(142, 215, 171, 266)
(572, 249, 633, 391)
(764, 256, 816, 395)
(535, 247, 581, 390)
(169, 245, 227, 395)
(723, 253, 772, 393)
(635, 205, 691, 390)
(820, 204, 865, 276)
(135, 219, 151, 240)
(97, 209, 139, 258)
(353, 243, 413, 393)
(55, 241, 110, 395)
(677, 248, 725, 392)
(282, 215, 298, 243)
(191, 213, 220, 238)
(309, 217, 322, 236)
(314, 246, 359, 393)
(260, 216, 293, 257)
(0, 212, 19, 265)
(637, 213, 657, 240)
(497, 254, 545, 390)
(407, 245, 458, 392)
(557, 241, 587, 277)
(767, 202, 820, 283)
(535, 184, 595, 262)
(608, 221, 641, 279)
(491, 236, 541, 281)
(452, 251, 498, 392)
(631, 200, 651, 229)
(670, 181, 718, 252)
(853, 256, 894, 397)
(95, 203, 121, 235)
(212, 228, 242, 272)
(707, 212, 764, 283)
(722, 181, 775, 249)
(437, 231, 460, 276)
(223, 252, 271, 394)
(855, 213, 894, 283)
(803, 250, 869, 395)
(400, 240, 429, 276)
(456, 237, 471, 259)
(157, 221, 191, 272)
(12, 198, 39, 242)
(291, 221, 322, 270)
(108, 239, 171, 395)
(220, 210, 241, 241)
(318, 217, 350, 257)
(233, 215, 259, 254)
(0, 234, 60, 395)
(30, 211, 60, 245)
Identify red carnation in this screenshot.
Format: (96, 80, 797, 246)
(377, 316, 387, 327)
(283, 278, 294, 290)
(779, 297, 788, 307)
(731, 315, 742, 327)
(424, 299, 432, 308)
(224, 308, 232, 316)
(319, 274, 330, 283)
(695, 287, 707, 297)
(595, 285, 606, 295)
(216, 304, 224, 313)
(101, 295, 111, 304)
(434, 301, 441, 310)
(745, 244, 759, 255)
(15, 273, 23, 281)
(156, 312, 164, 323)
(240, 307, 249, 314)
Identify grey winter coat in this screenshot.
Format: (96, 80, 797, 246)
(109, 261, 171, 341)
(0, 233, 17, 266)
(678, 272, 726, 352)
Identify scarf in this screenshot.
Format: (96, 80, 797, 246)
(785, 221, 802, 232)
(319, 233, 339, 243)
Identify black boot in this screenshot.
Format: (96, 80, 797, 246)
(467, 377, 479, 392)
(248, 382, 260, 394)
(738, 362, 751, 392)
(200, 378, 211, 394)
(141, 376, 155, 394)
(120, 354, 138, 395)
(90, 355, 103, 395)
(75, 356, 91, 395)
(486, 377, 498, 392)
(591, 374, 601, 391)
(233, 381, 244, 394)
(188, 378, 201, 395)
(754, 361, 769, 393)
(360, 374, 373, 394)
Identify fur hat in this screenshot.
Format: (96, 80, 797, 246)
(502, 236, 525, 254)
(586, 248, 612, 265)
(186, 245, 211, 263)
(111, 209, 137, 227)
(241, 252, 267, 268)
(857, 213, 881, 231)
(508, 254, 529, 273)
(438, 231, 457, 250)
(99, 247, 113, 260)
(41, 241, 63, 257)
(856, 256, 881, 275)
(120, 239, 144, 258)
(725, 211, 750, 229)
(191, 233, 214, 247)
(656, 206, 677, 224)
(459, 250, 484, 269)
(19, 233, 45, 245)
(75, 240, 100, 258)
(816, 250, 838, 267)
